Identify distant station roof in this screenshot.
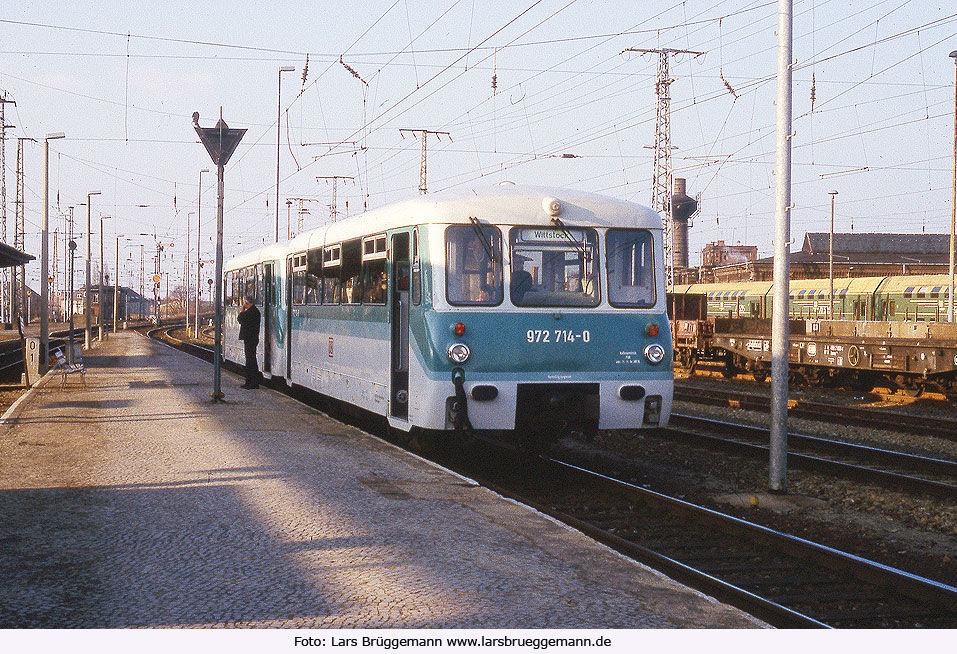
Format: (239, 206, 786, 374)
(0, 242, 34, 268)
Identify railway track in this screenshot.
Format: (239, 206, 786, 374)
(665, 413, 957, 500)
(0, 329, 84, 379)
(148, 325, 957, 628)
(465, 449, 957, 628)
(674, 384, 957, 442)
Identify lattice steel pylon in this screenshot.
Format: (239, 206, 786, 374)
(315, 177, 354, 222)
(624, 48, 703, 287)
(0, 93, 15, 323)
(14, 137, 27, 322)
(399, 129, 451, 194)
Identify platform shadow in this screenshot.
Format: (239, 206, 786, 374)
(0, 477, 340, 628)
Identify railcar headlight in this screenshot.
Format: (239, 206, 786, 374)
(448, 343, 471, 364)
(643, 343, 666, 365)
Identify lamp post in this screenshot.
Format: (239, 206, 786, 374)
(196, 168, 209, 337)
(186, 212, 193, 329)
(40, 132, 65, 375)
(276, 65, 296, 243)
(84, 190, 101, 349)
(68, 239, 76, 364)
(949, 50, 957, 322)
(98, 215, 111, 341)
(828, 190, 838, 320)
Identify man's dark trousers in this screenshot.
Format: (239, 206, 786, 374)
(244, 339, 260, 388)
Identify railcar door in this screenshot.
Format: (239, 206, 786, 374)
(286, 255, 294, 379)
(390, 232, 410, 419)
(263, 262, 273, 374)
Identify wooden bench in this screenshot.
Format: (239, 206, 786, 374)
(49, 347, 86, 386)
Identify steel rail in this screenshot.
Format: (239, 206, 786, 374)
(667, 413, 957, 499)
(674, 385, 957, 442)
(539, 458, 957, 627)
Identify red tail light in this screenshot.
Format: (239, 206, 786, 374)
(454, 322, 466, 336)
(646, 323, 659, 337)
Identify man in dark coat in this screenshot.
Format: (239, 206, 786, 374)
(237, 295, 261, 389)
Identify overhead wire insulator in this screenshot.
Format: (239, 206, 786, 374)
(720, 68, 738, 99)
(810, 72, 817, 112)
(340, 55, 368, 87)
(492, 48, 498, 95)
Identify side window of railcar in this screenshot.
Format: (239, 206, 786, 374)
(340, 239, 362, 304)
(322, 245, 341, 304)
(291, 254, 307, 305)
(225, 271, 234, 306)
(305, 249, 321, 304)
(606, 229, 655, 308)
(361, 234, 387, 305)
(446, 224, 503, 306)
(244, 267, 256, 304)
(509, 227, 599, 308)
(256, 263, 264, 304)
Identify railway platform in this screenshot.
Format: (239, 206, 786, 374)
(0, 331, 765, 629)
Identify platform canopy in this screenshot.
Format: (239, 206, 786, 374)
(0, 242, 34, 268)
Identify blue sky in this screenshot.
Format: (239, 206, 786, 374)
(2, 1, 956, 292)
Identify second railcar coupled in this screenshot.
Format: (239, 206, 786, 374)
(222, 185, 673, 448)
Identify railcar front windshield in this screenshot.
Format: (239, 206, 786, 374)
(445, 224, 504, 305)
(509, 227, 600, 307)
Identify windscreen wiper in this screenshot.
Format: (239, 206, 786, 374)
(468, 216, 497, 263)
(550, 216, 590, 260)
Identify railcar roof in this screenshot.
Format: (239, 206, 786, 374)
(226, 185, 660, 270)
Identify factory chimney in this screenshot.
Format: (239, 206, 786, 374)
(671, 178, 698, 270)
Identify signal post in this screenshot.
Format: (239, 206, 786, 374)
(193, 111, 246, 403)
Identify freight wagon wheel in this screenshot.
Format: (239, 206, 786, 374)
(750, 366, 768, 383)
(721, 354, 738, 378)
(848, 372, 875, 393)
(677, 350, 690, 368)
(902, 383, 925, 398)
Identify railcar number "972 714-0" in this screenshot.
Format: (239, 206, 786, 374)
(526, 329, 591, 343)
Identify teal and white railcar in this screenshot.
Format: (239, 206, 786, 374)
(223, 185, 672, 447)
